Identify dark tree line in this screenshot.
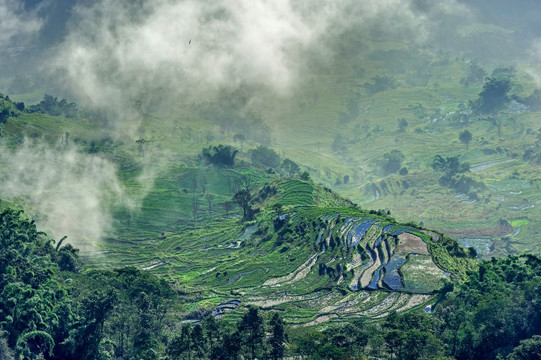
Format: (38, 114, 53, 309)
(0, 94, 24, 125)
(28, 95, 78, 118)
(168, 307, 285, 360)
(432, 154, 485, 196)
(0, 208, 174, 360)
(433, 255, 541, 360)
(202, 145, 238, 167)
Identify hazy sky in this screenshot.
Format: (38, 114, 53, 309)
(3, 0, 541, 114)
(0, 0, 42, 48)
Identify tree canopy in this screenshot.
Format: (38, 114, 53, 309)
(28, 94, 78, 118)
(473, 77, 512, 114)
(248, 145, 281, 169)
(201, 144, 239, 167)
(382, 149, 405, 175)
(2, 204, 541, 359)
(459, 130, 473, 149)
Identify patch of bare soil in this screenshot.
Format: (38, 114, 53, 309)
(303, 314, 338, 327)
(360, 253, 381, 287)
(396, 233, 428, 254)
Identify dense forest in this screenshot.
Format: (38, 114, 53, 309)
(1, 207, 541, 360)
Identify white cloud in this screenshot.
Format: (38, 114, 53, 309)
(0, 0, 43, 49)
(0, 140, 126, 251)
(51, 0, 470, 133)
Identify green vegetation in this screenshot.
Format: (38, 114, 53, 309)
(3, 5, 541, 359)
(248, 145, 281, 169)
(0, 208, 175, 359)
(0, 94, 23, 127)
(28, 94, 78, 118)
(510, 219, 529, 227)
(382, 150, 405, 175)
(5, 36, 541, 257)
(472, 76, 513, 115)
(435, 255, 541, 359)
(459, 129, 473, 149)
(1, 206, 539, 359)
(201, 144, 239, 167)
(364, 75, 397, 94)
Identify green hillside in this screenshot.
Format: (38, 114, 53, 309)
(1, 202, 540, 360)
(75, 177, 474, 325)
(5, 34, 541, 259)
(1, 37, 540, 323)
(0, 174, 475, 326)
(4, 2, 541, 358)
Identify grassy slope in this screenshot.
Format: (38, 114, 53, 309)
(266, 46, 541, 258)
(2, 23, 540, 323)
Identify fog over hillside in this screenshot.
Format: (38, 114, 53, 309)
(1, 0, 541, 251)
(0, 141, 126, 248)
(4, 0, 540, 124)
(4, 3, 541, 359)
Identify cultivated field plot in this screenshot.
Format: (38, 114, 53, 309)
(401, 254, 449, 293)
(314, 214, 444, 293)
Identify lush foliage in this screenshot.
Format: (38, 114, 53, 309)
(28, 95, 78, 118)
(0, 209, 175, 360)
(2, 204, 541, 360)
(432, 155, 470, 176)
(364, 75, 397, 94)
(0, 94, 23, 125)
(434, 255, 541, 360)
(248, 145, 281, 169)
(201, 144, 239, 167)
(472, 77, 512, 114)
(281, 158, 301, 178)
(382, 149, 405, 175)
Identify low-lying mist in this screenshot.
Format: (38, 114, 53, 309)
(4, 0, 540, 119)
(0, 139, 129, 251)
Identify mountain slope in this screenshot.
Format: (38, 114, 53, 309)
(106, 179, 475, 325)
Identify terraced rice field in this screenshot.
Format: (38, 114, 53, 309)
(311, 214, 445, 293)
(111, 205, 456, 325)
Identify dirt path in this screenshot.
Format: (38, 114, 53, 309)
(396, 294, 431, 312)
(303, 314, 338, 327)
(263, 254, 318, 286)
(360, 251, 381, 288)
